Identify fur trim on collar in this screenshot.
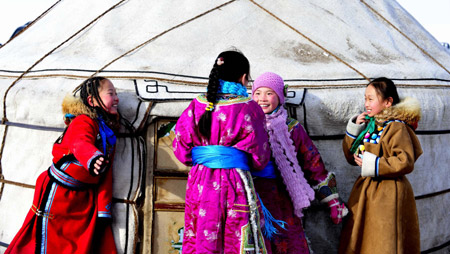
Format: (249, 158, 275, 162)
(375, 97, 421, 126)
(61, 94, 97, 118)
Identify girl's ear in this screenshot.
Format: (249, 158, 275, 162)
(239, 74, 248, 86)
(384, 97, 393, 108)
(87, 95, 95, 107)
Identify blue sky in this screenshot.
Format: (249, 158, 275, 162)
(397, 0, 450, 43)
(1, 0, 449, 44)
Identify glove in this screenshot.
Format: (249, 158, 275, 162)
(89, 155, 109, 176)
(315, 173, 348, 224)
(327, 199, 348, 224)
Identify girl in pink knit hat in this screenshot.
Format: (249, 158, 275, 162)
(252, 72, 348, 254)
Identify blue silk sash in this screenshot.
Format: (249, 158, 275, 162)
(251, 160, 277, 179)
(192, 145, 250, 171)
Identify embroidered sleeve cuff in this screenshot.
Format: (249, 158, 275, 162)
(98, 211, 112, 218)
(346, 114, 366, 138)
(361, 152, 377, 177)
(321, 193, 339, 203)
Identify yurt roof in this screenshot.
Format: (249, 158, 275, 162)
(1, 0, 449, 87)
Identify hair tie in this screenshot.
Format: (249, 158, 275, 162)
(205, 102, 215, 111)
(216, 57, 224, 66)
(65, 113, 76, 119)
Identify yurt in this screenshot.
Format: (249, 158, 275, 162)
(0, 0, 448, 253)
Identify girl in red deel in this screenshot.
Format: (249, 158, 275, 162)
(6, 77, 119, 254)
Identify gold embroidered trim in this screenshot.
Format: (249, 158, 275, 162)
(31, 204, 54, 219)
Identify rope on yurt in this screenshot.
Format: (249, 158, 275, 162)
(137, 102, 154, 134)
(2, 0, 128, 121)
(120, 135, 146, 254)
(86, 0, 237, 80)
(0, 0, 127, 201)
(248, 0, 370, 82)
(361, 0, 450, 76)
(124, 135, 135, 254)
(132, 136, 147, 253)
(0, 178, 34, 189)
(1, 71, 449, 88)
(0, 0, 62, 49)
(0, 124, 9, 199)
(421, 239, 450, 254)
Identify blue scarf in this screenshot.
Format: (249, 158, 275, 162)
(97, 115, 116, 155)
(217, 79, 249, 97)
(192, 145, 249, 170)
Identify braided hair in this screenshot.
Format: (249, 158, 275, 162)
(198, 50, 250, 139)
(73, 77, 120, 131)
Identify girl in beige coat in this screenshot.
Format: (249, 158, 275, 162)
(339, 77, 422, 254)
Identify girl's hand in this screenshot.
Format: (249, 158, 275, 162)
(355, 112, 368, 125)
(327, 199, 348, 224)
(93, 156, 109, 175)
(353, 152, 363, 167)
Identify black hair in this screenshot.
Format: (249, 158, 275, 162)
(198, 50, 250, 139)
(74, 76, 121, 131)
(368, 77, 400, 106)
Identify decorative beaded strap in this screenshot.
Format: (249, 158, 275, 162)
(357, 120, 405, 154)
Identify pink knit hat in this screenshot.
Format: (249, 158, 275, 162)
(252, 72, 285, 104)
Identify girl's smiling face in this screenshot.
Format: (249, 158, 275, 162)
(90, 79, 119, 114)
(252, 87, 280, 114)
(364, 84, 392, 116)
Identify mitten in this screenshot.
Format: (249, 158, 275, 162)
(327, 198, 348, 224)
(314, 173, 348, 224)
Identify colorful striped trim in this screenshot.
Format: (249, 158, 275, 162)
(49, 164, 90, 190)
(346, 131, 357, 139)
(287, 118, 299, 132)
(98, 202, 112, 218)
(41, 182, 58, 254)
(196, 94, 251, 106)
(87, 151, 103, 170)
(98, 211, 112, 218)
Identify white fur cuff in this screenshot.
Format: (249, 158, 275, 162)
(361, 152, 377, 177)
(346, 114, 366, 138)
(320, 193, 339, 203)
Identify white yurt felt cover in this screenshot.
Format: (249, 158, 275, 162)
(0, 0, 449, 253)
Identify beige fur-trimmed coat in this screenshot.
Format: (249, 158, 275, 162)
(339, 97, 423, 254)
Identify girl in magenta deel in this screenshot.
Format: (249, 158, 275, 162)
(251, 72, 348, 253)
(173, 50, 270, 253)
